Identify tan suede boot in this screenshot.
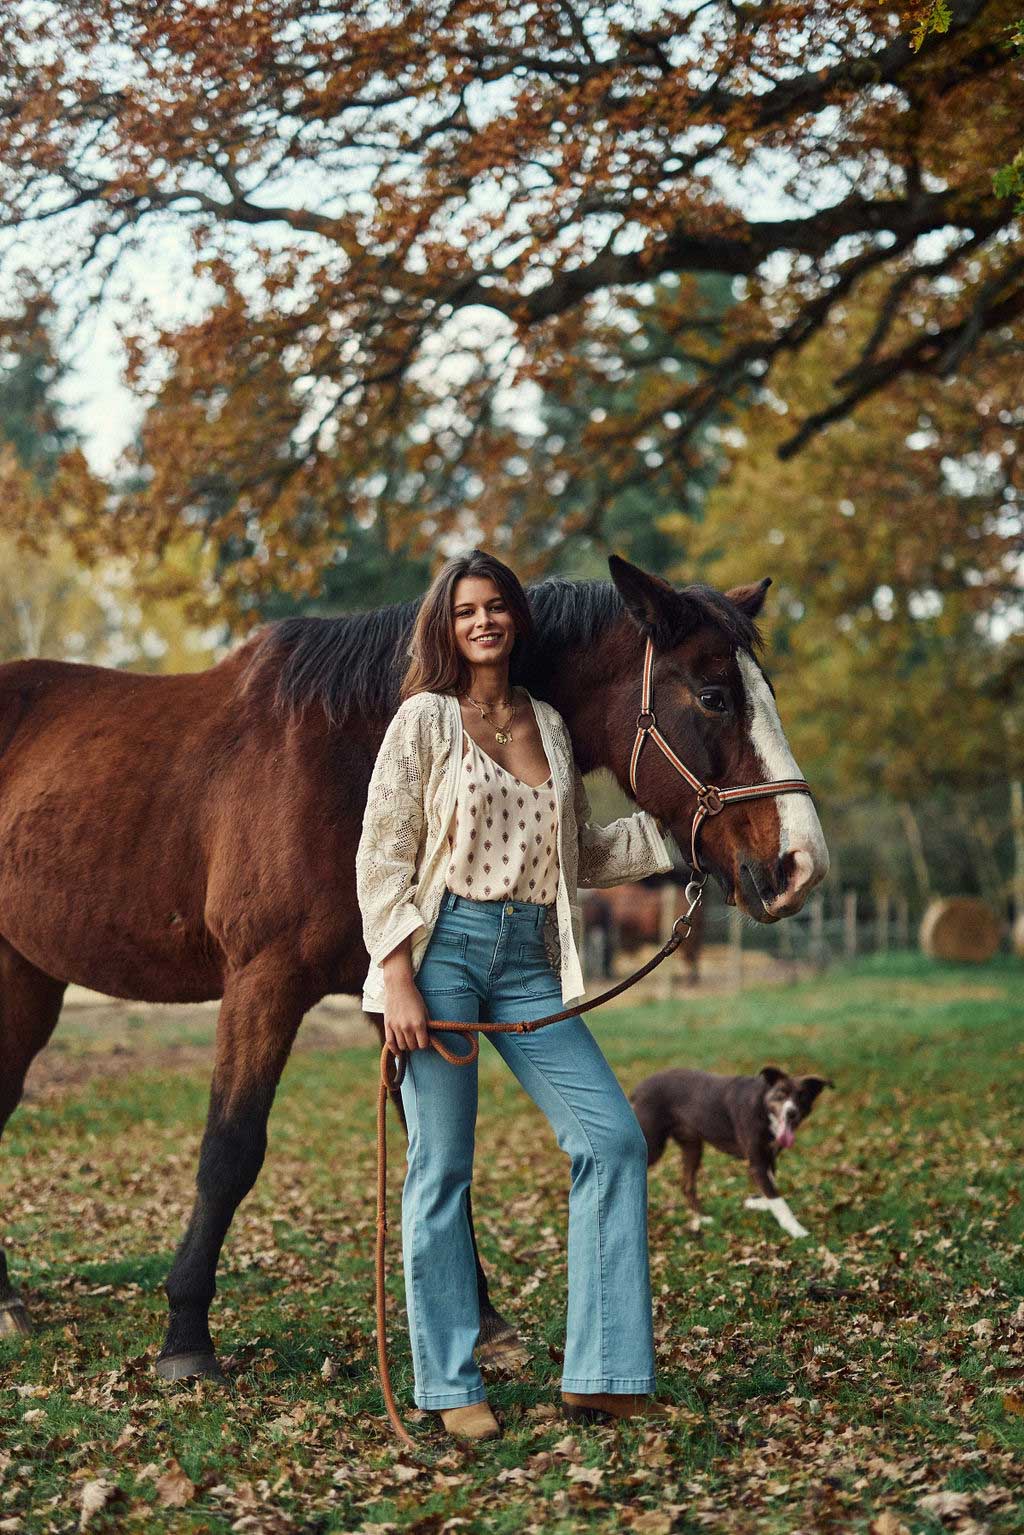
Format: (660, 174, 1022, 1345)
(438, 1401, 501, 1441)
(561, 1391, 673, 1424)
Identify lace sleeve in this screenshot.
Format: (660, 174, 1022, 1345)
(355, 699, 431, 967)
(573, 761, 675, 889)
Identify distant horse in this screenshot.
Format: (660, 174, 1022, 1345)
(584, 879, 707, 985)
(0, 556, 828, 1381)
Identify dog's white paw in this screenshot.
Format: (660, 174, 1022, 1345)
(746, 1195, 811, 1239)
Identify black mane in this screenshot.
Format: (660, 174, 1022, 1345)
(242, 576, 761, 724)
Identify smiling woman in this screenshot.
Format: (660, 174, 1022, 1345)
(355, 548, 677, 1440)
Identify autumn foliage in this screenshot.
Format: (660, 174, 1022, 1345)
(1, 1, 1021, 610)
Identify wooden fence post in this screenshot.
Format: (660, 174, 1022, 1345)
(876, 893, 891, 954)
(810, 892, 825, 968)
(844, 889, 858, 960)
(895, 896, 910, 950)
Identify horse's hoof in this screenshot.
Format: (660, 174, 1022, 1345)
(0, 1294, 33, 1337)
(155, 1350, 226, 1383)
(477, 1324, 530, 1372)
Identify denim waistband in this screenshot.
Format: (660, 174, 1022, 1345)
(440, 889, 548, 931)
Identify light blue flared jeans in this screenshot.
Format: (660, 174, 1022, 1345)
(398, 890, 656, 1409)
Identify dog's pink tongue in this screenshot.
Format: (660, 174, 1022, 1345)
(776, 1126, 796, 1150)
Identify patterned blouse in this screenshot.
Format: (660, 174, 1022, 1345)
(445, 729, 559, 904)
(354, 689, 674, 1010)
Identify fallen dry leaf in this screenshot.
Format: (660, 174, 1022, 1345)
(869, 1513, 911, 1535)
(917, 1490, 974, 1520)
(496, 1467, 532, 1486)
(390, 1462, 423, 1484)
(154, 1461, 196, 1509)
(79, 1480, 119, 1531)
(630, 1515, 674, 1535)
(567, 1465, 605, 1490)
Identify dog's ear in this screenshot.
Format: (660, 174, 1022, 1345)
(759, 1066, 786, 1087)
(797, 1076, 833, 1110)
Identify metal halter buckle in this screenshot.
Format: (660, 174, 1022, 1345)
(636, 709, 656, 731)
(697, 785, 724, 815)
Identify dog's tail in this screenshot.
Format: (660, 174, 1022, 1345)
(630, 1087, 668, 1168)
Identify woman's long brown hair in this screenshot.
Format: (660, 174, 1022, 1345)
(400, 550, 535, 702)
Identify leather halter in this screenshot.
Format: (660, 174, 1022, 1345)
(629, 637, 814, 878)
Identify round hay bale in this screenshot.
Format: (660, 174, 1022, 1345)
(919, 898, 1001, 963)
(1012, 911, 1024, 959)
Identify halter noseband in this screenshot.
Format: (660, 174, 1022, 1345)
(629, 637, 814, 878)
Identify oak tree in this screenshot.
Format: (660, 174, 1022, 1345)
(2, 1, 1020, 607)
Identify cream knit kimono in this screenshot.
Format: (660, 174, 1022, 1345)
(355, 690, 674, 1012)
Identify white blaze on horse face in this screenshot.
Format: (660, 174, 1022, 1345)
(736, 651, 829, 907)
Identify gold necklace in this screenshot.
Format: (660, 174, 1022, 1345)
(463, 692, 517, 745)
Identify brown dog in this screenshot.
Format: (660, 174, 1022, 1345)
(630, 1066, 833, 1238)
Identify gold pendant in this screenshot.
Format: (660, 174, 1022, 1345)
(495, 729, 512, 745)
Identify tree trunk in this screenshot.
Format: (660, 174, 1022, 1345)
(953, 795, 1004, 911)
(897, 801, 931, 905)
(1011, 779, 1024, 922)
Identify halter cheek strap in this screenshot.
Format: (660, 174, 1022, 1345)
(629, 637, 814, 876)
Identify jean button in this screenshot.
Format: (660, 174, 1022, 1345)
(505, 902, 514, 915)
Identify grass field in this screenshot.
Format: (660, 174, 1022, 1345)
(1, 954, 1022, 1534)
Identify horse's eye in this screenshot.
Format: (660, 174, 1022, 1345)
(698, 687, 728, 714)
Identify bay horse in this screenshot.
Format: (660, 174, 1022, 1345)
(0, 555, 828, 1380)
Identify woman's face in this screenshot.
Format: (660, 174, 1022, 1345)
(452, 575, 516, 672)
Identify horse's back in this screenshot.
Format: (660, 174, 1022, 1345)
(0, 647, 372, 1001)
(0, 652, 251, 998)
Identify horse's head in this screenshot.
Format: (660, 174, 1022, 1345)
(608, 556, 828, 921)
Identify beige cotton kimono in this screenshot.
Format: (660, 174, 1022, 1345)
(355, 689, 674, 1012)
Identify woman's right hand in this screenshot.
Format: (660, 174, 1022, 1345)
(383, 978, 430, 1055)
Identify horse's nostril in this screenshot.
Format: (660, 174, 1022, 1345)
(785, 849, 816, 896)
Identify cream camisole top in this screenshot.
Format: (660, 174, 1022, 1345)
(445, 728, 560, 905)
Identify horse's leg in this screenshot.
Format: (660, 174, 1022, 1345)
(0, 940, 67, 1336)
(156, 957, 312, 1381)
(371, 1017, 523, 1364)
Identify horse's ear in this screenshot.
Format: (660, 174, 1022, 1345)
(726, 578, 772, 619)
(608, 554, 698, 645)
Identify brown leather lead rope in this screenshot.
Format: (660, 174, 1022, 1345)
(374, 881, 705, 1447)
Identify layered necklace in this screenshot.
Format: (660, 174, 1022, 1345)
(462, 689, 518, 744)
